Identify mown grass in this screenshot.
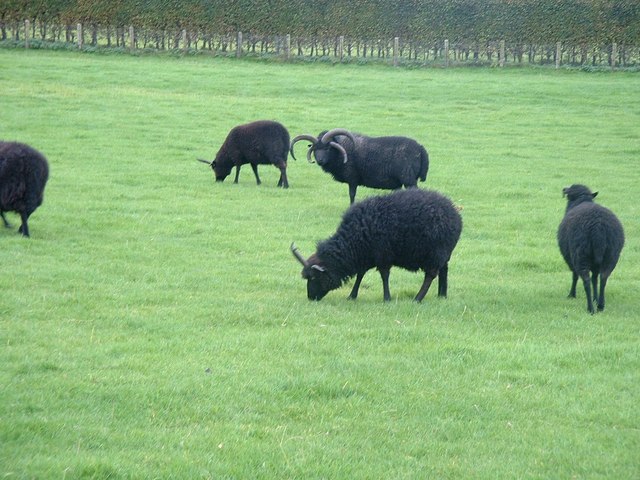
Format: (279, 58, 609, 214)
(1, 49, 639, 479)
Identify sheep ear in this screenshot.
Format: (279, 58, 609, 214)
(592, 192, 598, 198)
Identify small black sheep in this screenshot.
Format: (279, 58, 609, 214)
(291, 188, 462, 302)
(0, 141, 49, 237)
(198, 120, 291, 188)
(557, 184, 624, 313)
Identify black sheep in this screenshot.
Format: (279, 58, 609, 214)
(198, 120, 291, 188)
(0, 141, 49, 237)
(557, 184, 625, 313)
(290, 128, 428, 204)
(291, 188, 462, 302)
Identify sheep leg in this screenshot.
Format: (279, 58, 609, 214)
(437, 263, 449, 297)
(591, 268, 599, 303)
(378, 268, 392, 302)
(348, 184, 358, 205)
(249, 164, 261, 185)
(1, 212, 11, 228)
(349, 272, 366, 299)
(597, 273, 609, 311)
(580, 272, 595, 314)
(415, 269, 438, 302)
(276, 164, 289, 189)
(18, 213, 30, 237)
(568, 272, 579, 298)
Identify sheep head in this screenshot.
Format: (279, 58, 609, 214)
(562, 184, 598, 211)
(290, 243, 338, 301)
(197, 157, 229, 182)
(290, 129, 355, 165)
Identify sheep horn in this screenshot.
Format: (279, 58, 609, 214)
(197, 158, 213, 165)
(329, 141, 349, 163)
(290, 134, 319, 162)
(321, 128, 355, 145)
(290, 243, 309, 267)
(321, 129, 354, 163)
(306, 146, 318, 163)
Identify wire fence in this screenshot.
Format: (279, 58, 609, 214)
(4, 20, 640, 69)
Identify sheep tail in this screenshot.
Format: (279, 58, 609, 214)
(590, 226, 608, 267)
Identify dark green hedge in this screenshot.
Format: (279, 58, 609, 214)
(2, 0, 639, 44)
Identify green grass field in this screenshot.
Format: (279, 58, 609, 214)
(1, 49, 639, 479)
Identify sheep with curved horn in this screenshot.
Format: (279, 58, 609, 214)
(290, 128, 428, 204)
(291, 189, 462, 302)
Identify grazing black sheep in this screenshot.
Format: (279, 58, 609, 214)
(557, 184, 625, 313)
(291, 188, 462, 302)
(198, 120, 291, 188)
(0, 141, 49, 237)
(290, 128, 428, 204)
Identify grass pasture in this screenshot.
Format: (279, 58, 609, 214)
(1, 50, 639, 478)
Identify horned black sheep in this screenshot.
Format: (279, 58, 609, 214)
(290, 128, 429, 204)
(0, 141, 49, 237)
(557, 184, 625, 313)
(291, 188, 462, 302)
(198, 120, 291, 188)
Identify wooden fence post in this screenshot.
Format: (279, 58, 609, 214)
(444, 39, 449, 67)
(77, 23, 83, 49)
(285, 34, 291, 60)
(338, 36, 344, 62)
(182, 29, 187, 52)
(25, 20, 29, 48)
(499, 40, 506, 67)
(611, 42, 617, 70)
(556, 42, 561, 68)
(236, 31, 243, 57)
(129, 26, 135, 50)
(393, 37, 399, 66)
